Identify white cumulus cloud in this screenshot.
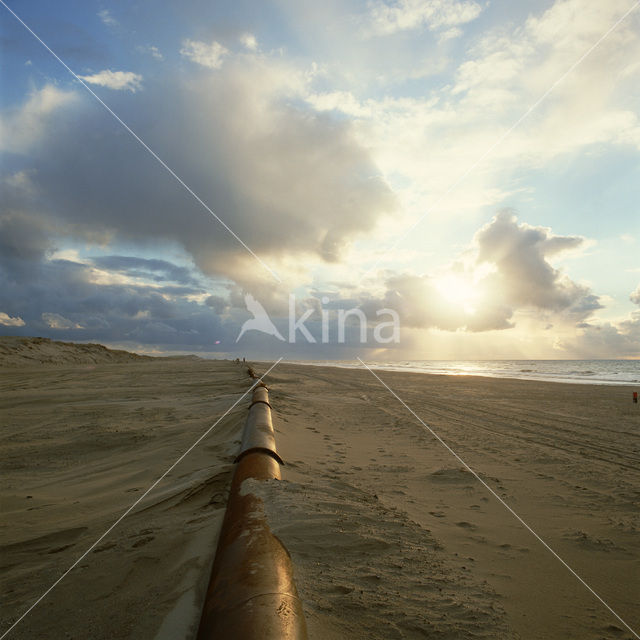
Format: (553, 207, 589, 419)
(0, 312, 25, 327)
(0, 85, 77, 153)
(366, 0, 484, 36)
(239, 33, 258, 51)
(180, 39, 229, 69)
(77, 70, 143, 92)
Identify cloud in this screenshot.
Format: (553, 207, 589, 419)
(42, 312, 83, 329)
(450, 0, 640, 149)
(0, 70, 395, 286)
(98, 9, 118, 27)
(305, 0, 640, 237)
(0, 312, 25, 327)
(180, 39, 229, 69)
(555, 315, 640, 358)
(205, 295, 229, 314)
(630, 283, 640, 305)
(239, 33, 258, 51)
(365, 0, 484, 36)
(0, 211, 72, 297)
(0, 212, 54, 265)
(358, 211, 602, 334)
(77, 70, 143, 92)
(366, 271, 515, 332)
(137, 45, 163, 60)
(439, 27, 463, 42)
(0, 217, 235, 349)
(89, 256, 201, 286)
(474, 210, 599, 316)
(0, 86, 78, 153)
(0, 208, 632, 357)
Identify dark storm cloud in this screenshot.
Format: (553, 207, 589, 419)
(204, 295, 229, 314)
(0, 212, 234, 349)
(0, 261, 236, 349)
(0, 211, 52, 263)
(90, 256, 201, 285)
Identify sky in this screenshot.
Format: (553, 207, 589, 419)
(0, 0, 639, 360)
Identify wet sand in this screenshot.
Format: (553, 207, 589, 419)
(1, 347, 638, 639)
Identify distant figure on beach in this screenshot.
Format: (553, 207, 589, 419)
(242, 357, 245, 363)
(236, 293, 285, 342)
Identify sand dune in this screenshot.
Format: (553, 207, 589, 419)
(1, 342, 638, 639)
(0, 337, 156, 367)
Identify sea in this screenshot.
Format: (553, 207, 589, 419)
(296, 360, 640, 386)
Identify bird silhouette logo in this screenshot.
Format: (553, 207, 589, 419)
(236, 293, 285, 342)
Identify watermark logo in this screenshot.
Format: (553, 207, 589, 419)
(236, 294, 285, 342)
(236, 294, 399, 344)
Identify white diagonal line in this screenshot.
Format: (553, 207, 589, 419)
(0, 0, 281, 284)
(365, 0, 640, 276)
(0, 358, 282, 639)
(357, 357, 639, 640)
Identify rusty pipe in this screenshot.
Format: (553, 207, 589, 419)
(197, 385, 307, 640)
(236, 402, 283, 465)
(250, 385, 272, 408)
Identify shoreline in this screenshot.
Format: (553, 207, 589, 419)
(275, 358, 640, 387)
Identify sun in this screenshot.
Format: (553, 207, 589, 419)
(435, 273, 479, 313)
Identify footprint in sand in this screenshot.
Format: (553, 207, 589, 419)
(455, 521, 477, 531)
(47, 544, 75, 554)
(603, 624, 627, 636)
(331, 585, 355, 594)
(132, 535, 155, 548)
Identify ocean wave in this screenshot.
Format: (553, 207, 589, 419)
(294, 360, 640, 386)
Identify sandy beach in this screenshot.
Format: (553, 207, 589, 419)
(1, 340, 638, 639)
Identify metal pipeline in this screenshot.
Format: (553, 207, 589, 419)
(236, 401, 284, 465)
(197, 383, 308, 640)
(250, 385, 271, 408)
